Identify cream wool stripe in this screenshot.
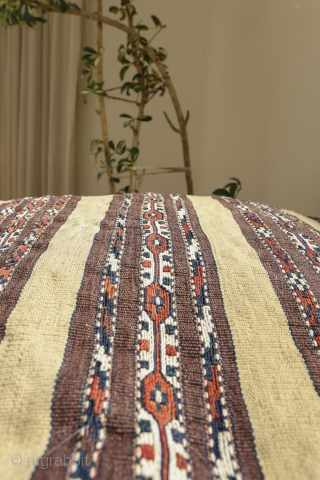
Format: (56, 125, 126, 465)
(0, 195, 114, 480)
(189, 196, 320, 480)
(284, 209, 320, 233)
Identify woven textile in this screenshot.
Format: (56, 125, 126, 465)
(0, 194, 320, 480)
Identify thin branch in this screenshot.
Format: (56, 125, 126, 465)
(34, 0, 194, 194)
(137, 168, 146, 191)
(145, 47, 193, 194)
(142, 170, 185, 176)
(119, 168, 189, 179)
(104, 86, 123, 92)
(135, 166, 190, 171)
(105, 93, 139, 104)
(128, 9, 149, 193)
(148, 27, 162, 45)
(184, 110, 190, 126)
(163, 111, 180, 134)
(96, 0, 115, 194)
(146, 86, 164, 104)
(36, 1, 130, 34)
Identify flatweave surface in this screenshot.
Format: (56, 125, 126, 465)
(0, 193, 319, 480)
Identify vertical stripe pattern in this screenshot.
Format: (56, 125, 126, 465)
(0, 196, 113, 480)
(0, 196, 69, 293)
(100, 194, 144, 479)
(133, 194, 192, 480)
(171, 195, 241, 480)
(32, 194, 121, 480)
(189, 196, 320, 480)
(65, 195, 132, 479)
(0, 195, 78, 342)
(223, 198, 320, 352)
(219, 197, 320, 398)
(0, 194, 320, 480)
(165, 196, 213, 480)
(184, 196, 263, 480)
(0, 196, 51, 254)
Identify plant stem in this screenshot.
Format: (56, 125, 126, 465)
(145, 46, 193, 194)
(96, 0, 115, 194)
(128, 9, 148, 192)
(105, 93, 139, 104)
(35, 1, 194, 194)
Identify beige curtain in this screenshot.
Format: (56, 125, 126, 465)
(0, 12, 81, 199)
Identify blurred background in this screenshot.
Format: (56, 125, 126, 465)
(1, 0, 319, 215)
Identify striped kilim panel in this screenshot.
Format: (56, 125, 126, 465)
(0, 194, 319, 480)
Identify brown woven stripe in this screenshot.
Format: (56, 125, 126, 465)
(0, 196, 79, 342)
(184, 196, 263, 480)
(164, 195, 212, 479)
(246, 202, 320, 391)
(283, 209, 320, 240)
(0, 197, 55, 266)
(219, 198, 320, 393)
(0, 198, 28, 237)
(100, 194, 143, 479)
(31, 195, 122, 480)
(278, 204, 320, 249)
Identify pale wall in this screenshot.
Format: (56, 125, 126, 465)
(75, 0, 320, 216)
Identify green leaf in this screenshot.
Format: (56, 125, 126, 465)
(110, 175, 120, 183)
(135, 24, 148, 30)
(121, 82, 132, 95)
(151, 68, 159, 79)
(59, 0, 68, 13)
(120, 113, 133, 119)
(34, 16, 47, 24)
(106, 155, 116, 167)
(151, 15, 161, 27)
(139, 37, 148, 46)
(68, 3, 81, 10)
(117, 158, 133, 172)
(157, 47, 168, 61)
(97, 171, 104, 181)
(120, 65, 130, 81)
(212, 188, 233, 197)
(141, 51, 152, 64)
(24, 6, 35, 27)
(137, 115, 152, 122)
(117, 50, 131, 64)
(229, 177, 241, 185)
(119, 8, 126, 20)
(108, 141, 115, 151)
(116, 140, 126, 155)
(117, 185, 131, 193)
(109, 6, 119, 13)
(132, 73, 143, 81)
(223, 182, 237, 189)
(118, 158, 133, 166)
(123, 119, 134, 128)
(130, 147, 139, 162)
(126, 3, 136, 16)
(229, 184, 238, 198)
(83, 46, 98, 54)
